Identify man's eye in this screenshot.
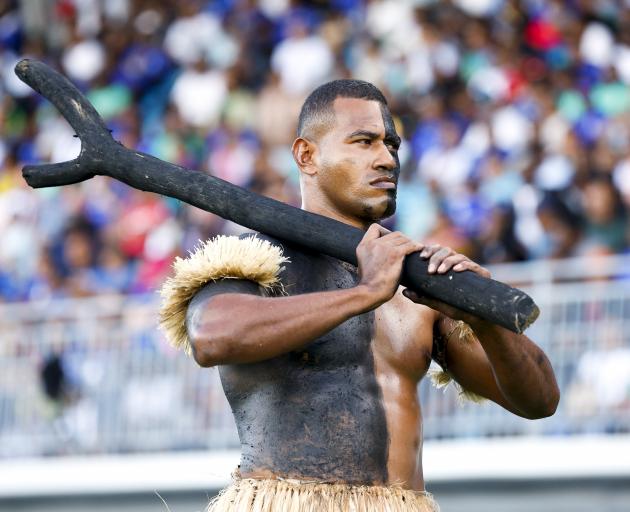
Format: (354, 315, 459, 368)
(357, 139, 371, 145)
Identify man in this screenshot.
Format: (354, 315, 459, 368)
(161, 80, 559, 511)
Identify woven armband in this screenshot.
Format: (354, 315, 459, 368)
(159, 235, 288, 355)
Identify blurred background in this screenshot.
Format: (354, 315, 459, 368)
(0, 0, 629, 511)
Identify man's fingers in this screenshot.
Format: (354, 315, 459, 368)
(419, 244, 441, 258)
(453, 260, 492, 278)
(403, 289, 461, 317)
(399, 240, 424, 254)
(376, 231, 423, 250)
(427, 247, 453, 273)
(362, 223, 384, 242)
(403, 289, 445, 310)
(391, 239, 423, 251)
(378, 230, 407, 242)
(436, 254, 468, 273)
(418, 243, 490, 277)
(402, 288, 419, 301)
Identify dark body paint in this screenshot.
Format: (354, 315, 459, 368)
(377, 103, 400, 219)
(188, 234, 389, 484)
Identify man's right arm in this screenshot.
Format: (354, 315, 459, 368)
(186, 279, 377, 367)
(186, 224, 423, 367)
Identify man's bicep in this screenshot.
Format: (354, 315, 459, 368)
(445, 336, 503, 402)
(184, 279, 266, 366)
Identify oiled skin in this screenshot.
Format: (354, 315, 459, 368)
(188, 236, 435, 488)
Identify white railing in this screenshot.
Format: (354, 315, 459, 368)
(1, 255, 629, 457)
(422, 254, 630, 438)
(0, 295, 238, 457)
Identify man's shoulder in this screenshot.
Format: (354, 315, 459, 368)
(238, 231, 314, 261)
(238, 232, 342, 293)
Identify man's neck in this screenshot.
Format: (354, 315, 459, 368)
(301, 201, 370, 231)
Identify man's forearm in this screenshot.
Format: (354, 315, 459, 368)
(189, 285, 377, 366)
(468, 319, 560, 418)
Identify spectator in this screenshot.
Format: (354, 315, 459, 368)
(578, 175, 628, 255)
(0, 0, 629, 304)
(270, 17, 333, 95)
(170, 58, 227, 129)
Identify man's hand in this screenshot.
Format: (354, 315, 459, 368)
(356, 224, 424, 307)
(419, 244, 490, 278)
(402, 245, 490, 323)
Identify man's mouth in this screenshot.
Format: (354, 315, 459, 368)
(369, 176, 397, 189)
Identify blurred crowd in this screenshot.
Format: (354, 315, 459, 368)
(1, 0, 630, 303)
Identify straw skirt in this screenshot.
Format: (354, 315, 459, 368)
(206, 477, 439, 512)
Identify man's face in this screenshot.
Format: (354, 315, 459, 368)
(315, 97, 401, 222)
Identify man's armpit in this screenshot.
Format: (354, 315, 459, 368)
(431, 314, 453, 370)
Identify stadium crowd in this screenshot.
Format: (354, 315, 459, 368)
(1, 0, 629, 303)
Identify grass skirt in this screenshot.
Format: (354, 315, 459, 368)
(206, 477, 439, 512)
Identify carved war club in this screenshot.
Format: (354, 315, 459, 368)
(15, 59, 539, 333)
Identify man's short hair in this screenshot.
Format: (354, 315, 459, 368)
(297, 79, 388, 140)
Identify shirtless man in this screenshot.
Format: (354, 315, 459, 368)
(184, 80, 560, 511)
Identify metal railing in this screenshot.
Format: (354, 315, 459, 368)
(422, 253, 630, 438)
(0, 295, 238, 457)
(1, 255, 629, 457)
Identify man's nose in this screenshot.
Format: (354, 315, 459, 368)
(374, 142, 397, 171)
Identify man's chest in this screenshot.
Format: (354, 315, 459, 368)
(373, 289, 435, 379)
(282, 251, 434, 374)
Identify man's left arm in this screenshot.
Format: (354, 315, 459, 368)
(403, 245, 560, 419)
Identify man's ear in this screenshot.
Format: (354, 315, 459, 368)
(292, 137, 318, 176)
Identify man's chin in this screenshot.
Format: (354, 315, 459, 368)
(362, 196, 397, 221)
(382, 201, 396, 219)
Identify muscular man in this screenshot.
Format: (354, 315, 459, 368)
(175, 80, 559, 511)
